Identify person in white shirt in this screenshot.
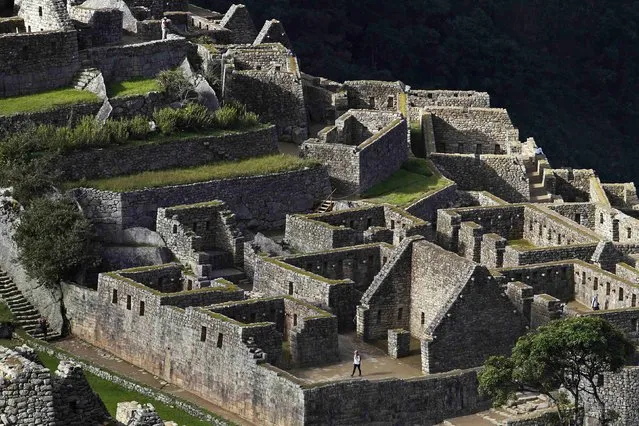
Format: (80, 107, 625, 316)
(161, 17, 171, 40)
(351, 350, 361, 376)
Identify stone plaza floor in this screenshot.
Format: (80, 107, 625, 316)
(287, 332, 424, 384)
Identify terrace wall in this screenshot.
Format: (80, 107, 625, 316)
(59, 125, 278, 181)
(72, 166, 331, 240)
(0, 30, 80, 97)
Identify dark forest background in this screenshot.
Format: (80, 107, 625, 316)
(197, 0, 639, 184)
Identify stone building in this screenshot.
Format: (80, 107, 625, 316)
(3, 1, 639, 425)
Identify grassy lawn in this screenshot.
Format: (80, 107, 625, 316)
(108, 78, 161, 98)
(0, 300, 13, 322)
(361, 158, 452, 206)
(0, 88, 100, 116)
(64, 154, 320, 192)
(84, 373, 213, 426)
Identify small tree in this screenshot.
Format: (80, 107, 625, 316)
(156, 69, 195, 104)
(13, 198, 101, 286)
(478, 316, 634, 425)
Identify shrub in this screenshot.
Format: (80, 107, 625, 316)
(70, 116, 103, 149)
(153, 107, 179, 135)
(102, 119, 130, 145)
(126, 116, 153, 140)
(178, 103, 214, 130)
(213, 104, 240, 129)
(156, 69, 193, 103)
(239, 111, 260, 128)
(0, 155, 61, 206)
(13, 197, 101, 286)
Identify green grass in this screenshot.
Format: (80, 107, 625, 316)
(0, 88, 100, 115)
(0, 300, 13, 322)
(108, 78, 161, 98)
(507, 239, 537, 250)
(64, 154, 320, 192)
(84, 373, 212, 426)
(361, 158, 452, 206)
(37, 350, 60, 371)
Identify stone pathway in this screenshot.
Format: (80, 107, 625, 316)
(54, 337, 253, 426)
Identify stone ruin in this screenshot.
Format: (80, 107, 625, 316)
(0, 345, 108, 425)
(1, 1, 639, 425)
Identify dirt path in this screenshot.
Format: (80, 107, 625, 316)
(54, 337, 254, 426)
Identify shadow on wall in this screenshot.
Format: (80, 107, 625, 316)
(431, 154, 529, 203)
(227, 73, 306, 140)
(433, 118, 505, 154)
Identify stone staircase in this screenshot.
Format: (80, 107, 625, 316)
(440, 393, 553, 426)
(0, 271, 60, 341)
(72, 67, 101, 91)
(526, 158, 552, 203)
(315, 199, 334, 214)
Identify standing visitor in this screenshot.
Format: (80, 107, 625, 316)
(351, 350, 361, 376)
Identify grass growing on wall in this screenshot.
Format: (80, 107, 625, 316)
(108, 78, 162, 98)
(0, 88, 100, 116)
(362, 158, 451, 206)
(507, 239, 537, 250)
(64, 154, 320, 192)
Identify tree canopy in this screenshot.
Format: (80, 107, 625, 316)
(13, 197, 101, 286)
(478, 316, 635, 425)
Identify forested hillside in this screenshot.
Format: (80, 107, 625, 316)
(200, 0, 639, 184)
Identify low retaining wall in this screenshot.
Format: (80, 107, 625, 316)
(59, 125, 278, 180)
(72, 166, 331, 240)
(0, 102, 102, 132)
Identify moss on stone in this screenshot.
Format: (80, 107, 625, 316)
(261, 257, 349, 285)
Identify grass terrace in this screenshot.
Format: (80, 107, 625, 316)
(361, 158, 452, 206)
(107, 77, 161, 98)
(0, 88, 100, 116)
(64, 154, 320, 192)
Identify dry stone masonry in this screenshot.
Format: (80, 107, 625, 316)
(2, 1, 639, 425)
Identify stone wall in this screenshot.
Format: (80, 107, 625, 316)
(59, 125, 278, 181)
(582, 366, 639, 426)
(284, 214, 362, 253)
(72, 165, 331, 239)
(552, 169, 594, 202)
(408, 90, 490, 108)
(357, 236, 419, 340)
(219, 3, 256, 44)
(411, 240, 527, 373)
(69, 6, 122, 46)
(573, 261, 639, 311)
(503, 243, 598, 267)
(282, 243, 387, 292)
(62, 272, 307, 426)
(81, 38, 190, 83)
(405, 181, 458, 223)
(252, 255, 356, 331)
(431, 154, 529, 203)
(0, 17, 25, 33)
(156, 200, 243, 268)
(343, 80, 404, 112)
(18, 0, 73, 32)
(0, 101, 101, 132)
(358, 118, 408, 192)
(226, 69, 307, 142)
(0, 30, 80, 97)
(423, 107, 518, 154)
(522, 205, 599, 247)
(108, 90, 173, 119)
(304, 368, 489, 425)
(495, 262, 576, 302)
(0, 346, 109, 425)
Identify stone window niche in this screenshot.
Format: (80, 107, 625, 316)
(139, 301, 145, 316)
(619, 288, 624, 301)
(200, 326, 207, 342)
(217, 333, 223, 348)
(126, 295, 132, 310)
(288, 282, 294, 295)
(111, 289, 117, 304)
